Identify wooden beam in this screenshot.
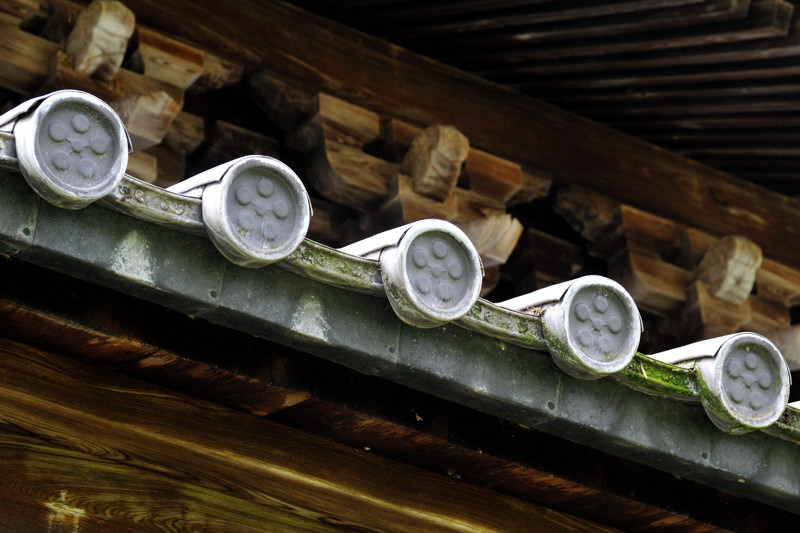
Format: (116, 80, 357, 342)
(110, 90, 181, 151)
(464, 147, 522, 203)
(0, 11, 58, 94)
(456, 0, 793, 67)
(609, 250, 692, 315)
(696, 235, 763, 305)
(401, 124, 469, 202)
(193, 119, 279, 170)
(360, 173, 458, 232)
(115, 0, 800, 268)
(305, 139, 396, 212)
(47, 50, 184, 106)
(507, 167, 552, 206)
(125, 149, 157, 183)
(0, 335, 618, 533)
(65, 0, 136, 82)
(138, 26, 204, 89)
(407, 0, 750, 52)
(456, 212, 524, 267)
(161, 110, 205, 154)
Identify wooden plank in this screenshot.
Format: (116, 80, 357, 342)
(188, 50, 243, 93)
(305, 197, 350, 246)
(0, 429, 342, 533)
(329, 0, 705, 31)
(65, 0, 136, 82)
(0, 486, 142, 533)
(0, 336, 618, 533)
(143, 143, 185, 187)
(552, 185, 620, 242)
(138, 26, 204, 89)
(505, 228, 585, 282)
(617, 204, 683, 259)
(452, 186, 506, 224)
(572, 97, 800, 119)
(675, 227, 718, 269)
(0, 257, 167, 367)
(482, 34, 800, 82)
(125, 352, 311, 417)
(464, 147, 522, 203)
(0, 0, 44, 19)
(247, 69, 314, 131)
(116, 0, 800, 269)
(481, 265, 501, 297)
(379, 116, 423, 161)
(741, 295, 790, 334)
(764, 325, 800, 370)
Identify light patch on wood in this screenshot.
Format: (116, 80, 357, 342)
(46, 491, 85, 533)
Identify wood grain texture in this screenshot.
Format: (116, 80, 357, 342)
(0, 335, 617, 533)
(0, 430, 335, 532)
(65, 0, 135, 81)
(48, 50, 184, 106)
(401, 124, 469, 202)
(117, 0, 800, 269)
(0, 11, 59, 94)
(138, 26, 204, 89)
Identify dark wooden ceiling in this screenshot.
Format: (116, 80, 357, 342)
(287, 0, 800, 197)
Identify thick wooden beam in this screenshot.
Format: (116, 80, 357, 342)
(0, 335, 616, 533)
(65, 0, 135, 81)
(0, 11, 58, 94)
(120, 0, 800, 269)
(110, 90, 181, 151)
(401, 124, 469, 201)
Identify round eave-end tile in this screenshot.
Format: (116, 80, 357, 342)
(15, 90, 128, 209)
(699, 334, 791, 433)
(545, 276, 641, 380)
(381, 220, 482, 328)
(203, 156, 311, 267)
